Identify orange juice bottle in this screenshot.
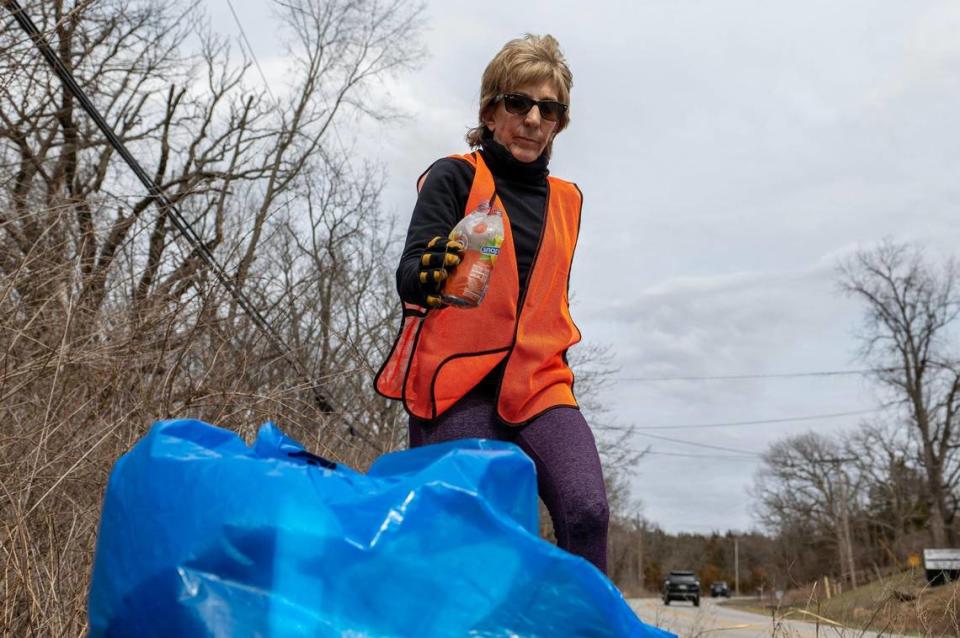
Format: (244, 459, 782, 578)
(441, 202, 504, 308)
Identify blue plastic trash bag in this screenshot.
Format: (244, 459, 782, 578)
(88, 419, 674, 637)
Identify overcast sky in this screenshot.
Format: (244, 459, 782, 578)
(205, 0, 960, 533)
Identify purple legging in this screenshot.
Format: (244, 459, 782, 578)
(408, 389, 609, 573)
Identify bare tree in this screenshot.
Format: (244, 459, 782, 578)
(840, 241, 960, 546)
(845, 421, 928, 563)
(269, 151, 408, 452)
(1, 0, 423, 375)
(753, 432, 864, 587)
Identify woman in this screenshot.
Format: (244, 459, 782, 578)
(375, 34, 609, 573)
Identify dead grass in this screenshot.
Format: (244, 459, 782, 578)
(722, 570, 960, 637)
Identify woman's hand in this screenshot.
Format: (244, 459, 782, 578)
(419, 236, 465, 308)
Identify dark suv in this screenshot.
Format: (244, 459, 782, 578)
(710, 581, 730, 598)
(662, 570, 700, 606)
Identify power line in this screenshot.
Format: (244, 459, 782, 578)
(632, 408, 881, 430)
(224, 0, 277, 104)
(611, 367, 900, 382)
(595, 407, 883, 433)
(646, 450, 755, 461)
(633, 431, 764, 457)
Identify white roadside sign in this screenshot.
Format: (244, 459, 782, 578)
(923, 548, 960, 570)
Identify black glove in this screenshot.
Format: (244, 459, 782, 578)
(419, 236, 465, 308)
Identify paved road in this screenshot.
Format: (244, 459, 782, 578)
(628, 597, 904, 638)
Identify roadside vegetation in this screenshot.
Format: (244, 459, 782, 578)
(723, 569, 960, 637)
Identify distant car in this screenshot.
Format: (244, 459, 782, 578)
(662, 570, 700, 607)
(710, 581, 730, 598)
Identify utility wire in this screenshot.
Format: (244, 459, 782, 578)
(595, 407, 882, 433)
(3, 2, 341, 420)
(633, 431, 764, 457)
(612, 367, 901, 382)
(647, 450, 755, 460)
(225, 0, 277, 104)
(631, 408, 881, 430)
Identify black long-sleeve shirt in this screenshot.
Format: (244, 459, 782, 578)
(396, 136, 551, 307)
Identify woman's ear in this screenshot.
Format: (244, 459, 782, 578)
(481, 106, 496, 132)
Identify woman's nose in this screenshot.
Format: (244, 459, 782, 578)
(523, 105, 542, 126)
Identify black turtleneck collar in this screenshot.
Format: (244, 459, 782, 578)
(479, 130, 549, 184)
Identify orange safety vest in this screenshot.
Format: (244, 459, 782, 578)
(375, 151, 583, 425)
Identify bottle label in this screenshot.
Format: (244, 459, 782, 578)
(480, 246, 500, 256)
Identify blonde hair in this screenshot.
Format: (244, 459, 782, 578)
(466, 34, 573, 159)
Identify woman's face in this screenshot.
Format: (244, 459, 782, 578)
(484, 79, 561, 163)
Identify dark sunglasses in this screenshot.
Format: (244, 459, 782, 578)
(495, 93, 568, 122)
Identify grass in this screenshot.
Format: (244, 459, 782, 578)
(721, 570, 960, 636)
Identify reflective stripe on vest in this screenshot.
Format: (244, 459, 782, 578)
(374, 152, 582, 425)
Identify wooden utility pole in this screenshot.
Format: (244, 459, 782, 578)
(734, 536, 740, 596)
(636, 516, 644, 591)
(839, 471, 858, 588)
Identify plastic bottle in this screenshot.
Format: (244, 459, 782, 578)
(441, 202, 504, 308)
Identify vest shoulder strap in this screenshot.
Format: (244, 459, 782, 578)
(450, 151, 479, 167)
(416, 152, 480, 192)
(547, 175, 581, 198)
